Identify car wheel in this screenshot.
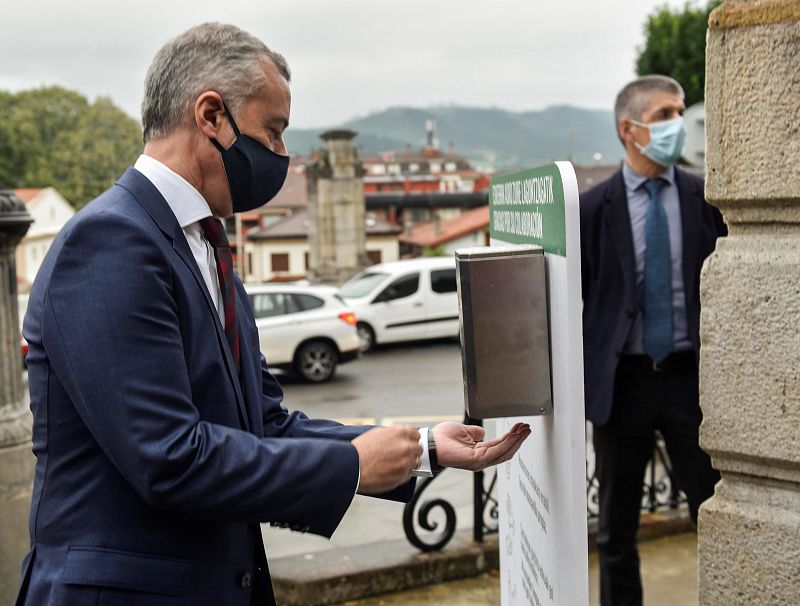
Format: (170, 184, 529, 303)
(356, 322, 375, 353)
(295, 341, 338, 383)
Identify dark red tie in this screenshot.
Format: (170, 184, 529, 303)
(199, 217, 240, 371)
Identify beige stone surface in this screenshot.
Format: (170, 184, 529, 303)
(709, 0, 800, 30)
(705, 18, 800, 209)
(699, 476, 800, 604)
(700, 2, 800, 604)
(700, 233, 800, 482)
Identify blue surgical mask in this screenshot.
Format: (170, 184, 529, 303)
(632, 116, 687, 167)
(209, 101, 290, 213)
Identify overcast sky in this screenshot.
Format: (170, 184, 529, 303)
(2, 0, 689, 129)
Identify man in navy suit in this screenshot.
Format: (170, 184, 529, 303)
(580, 75, 727, 606)
(16, 23, 530, 606)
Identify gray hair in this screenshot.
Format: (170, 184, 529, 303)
(614, 75, 684, 142)
(141, 23, 290, 142)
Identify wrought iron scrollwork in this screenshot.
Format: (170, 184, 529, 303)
(402, 473, 457, 552)
(586, 429, 686, 520)
(405, 421, 687, 552)
(473, 468, 499, 543)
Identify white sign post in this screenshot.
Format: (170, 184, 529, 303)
(491, 162, 588, 605)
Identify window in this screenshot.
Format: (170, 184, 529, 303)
(340, 271, 390, 298)
(431, 269, 457, 294)
(367, 250, 382, 265)
(249, 293, 299, 318)
(374, 273, 419, 303)
(294, 294, 325, 311)
(271, 253, 289, 272)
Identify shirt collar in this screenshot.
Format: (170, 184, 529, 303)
(133, 154, 213, 228)
(622, 161, 675, 191)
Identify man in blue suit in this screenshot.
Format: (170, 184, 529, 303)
(580, 75, 727, 606)
(16, 23, 530, 606)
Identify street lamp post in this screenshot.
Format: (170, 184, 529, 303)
(0, 190, 33, 604)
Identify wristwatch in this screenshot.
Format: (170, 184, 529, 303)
(428, 429, 444, 477)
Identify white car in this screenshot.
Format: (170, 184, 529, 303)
(245, 283, 361, 382)
(339, 257, 459, 351)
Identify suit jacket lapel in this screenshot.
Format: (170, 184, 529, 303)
(675, 168, 702, 308)
(235, 294, 264, 436)
(604, 170, 637, 294)
(116, 168, 251, 432)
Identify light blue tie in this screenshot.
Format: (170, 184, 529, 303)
(642, 179, 673, 363)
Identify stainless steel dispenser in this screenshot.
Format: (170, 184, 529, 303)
(455, 245, 552, 419)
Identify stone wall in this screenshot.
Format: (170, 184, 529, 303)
(307, 130, 369, 285)
(699, 2, 800, 603)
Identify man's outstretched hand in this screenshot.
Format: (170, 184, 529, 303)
(433, 421, 531, 472)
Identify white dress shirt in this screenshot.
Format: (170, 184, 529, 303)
(133, 154, 433, 481)
(134, 154, 224, 325)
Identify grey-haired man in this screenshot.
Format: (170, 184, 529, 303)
(580, 75, 726, 606)
(16, 23, 530, 606)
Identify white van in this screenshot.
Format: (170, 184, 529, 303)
(339, 257, 459, 351)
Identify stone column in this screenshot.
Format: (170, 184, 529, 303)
(700, 2, 800, 604)
(0, 191, 33, 603)
(307, 129, 369, 285)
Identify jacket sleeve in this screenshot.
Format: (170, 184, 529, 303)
(43, 211, 359, 537)
(256, 353, 415, 503)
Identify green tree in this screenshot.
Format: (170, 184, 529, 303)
(635, 0, 723, 106)
(0, 86, 142, 208)
(423, 244, 447, 257)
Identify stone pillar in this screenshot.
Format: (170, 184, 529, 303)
(0, 191, 33, 604)
(700, 2, 800, 604)
(307, 129, 369, 285)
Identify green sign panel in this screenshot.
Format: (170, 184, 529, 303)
(489, 163, 567, 257)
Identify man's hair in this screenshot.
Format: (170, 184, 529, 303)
(613, 75, 684, 143)
(141, 23, 290, 143)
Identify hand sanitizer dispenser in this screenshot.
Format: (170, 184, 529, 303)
(456, 245, 552, 419)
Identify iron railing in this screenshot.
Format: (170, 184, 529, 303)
(403, 421, 685, 552)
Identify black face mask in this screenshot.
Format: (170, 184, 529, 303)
(209, 101, 290, 213)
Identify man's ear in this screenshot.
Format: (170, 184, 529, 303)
(194, 92, 230, 143)
(618, 119, 633, 146)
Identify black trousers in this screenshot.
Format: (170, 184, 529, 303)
(593, 352, 720, 606)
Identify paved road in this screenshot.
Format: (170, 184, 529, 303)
(273, 338, 465, 424)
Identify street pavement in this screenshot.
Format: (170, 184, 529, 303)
(341, 532, 699, 605)
(270, 337, 465, 422)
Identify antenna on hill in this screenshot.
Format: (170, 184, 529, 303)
(425, 118, 439, 151)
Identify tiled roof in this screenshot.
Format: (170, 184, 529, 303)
(399, 205, 489, 248)
(264, 169, 308, 209)
(13, 189, 44, 204)
(247, 209, 401, 241)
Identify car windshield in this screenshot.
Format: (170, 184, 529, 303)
(339, 272, 389, 298)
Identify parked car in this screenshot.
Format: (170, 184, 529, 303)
(245, 283, 361, 382)
(339, 257, 459, 352)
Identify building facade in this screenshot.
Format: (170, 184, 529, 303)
(13, 188, 75, 291)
